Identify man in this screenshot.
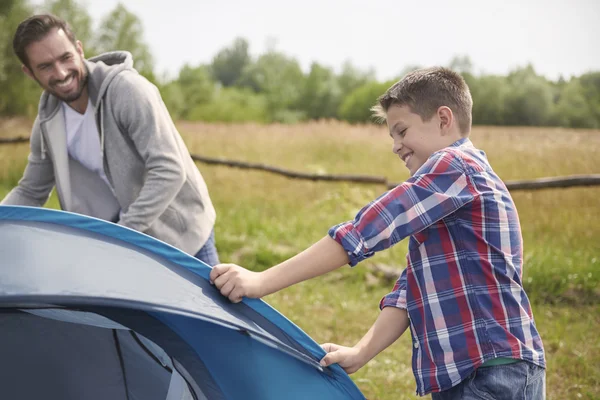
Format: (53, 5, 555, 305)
(1, 14, 219, 265)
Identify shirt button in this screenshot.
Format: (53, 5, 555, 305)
(414, 341, 419, 348)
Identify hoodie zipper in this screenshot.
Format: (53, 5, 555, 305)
(40, 131, 47, 160)
(96, 103, 117, 197)
(39, 123, 66, 210)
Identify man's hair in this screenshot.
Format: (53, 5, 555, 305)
(13, 14, 77, 68)
(372, 67, 473, 134)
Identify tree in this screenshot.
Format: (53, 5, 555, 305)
(296, 62, 341, 120)
(550, 78, 597, 128)
(187, 87, 268, 123)
(239, 51, 305, 122)
(470, 75, 509, 125)
(94, 3, 155, 81)
(337, 61, 376, 98)
(210, 37, 250, 87)
(41, 0, 96, 55)
(159, 81, 185, 120)
(503, 65, 555, 126)
(338, 80, 394, 123)
(170, 63, 216, 120)
(578, 72, 600, 127)
(0, 0, 41, 117)
(0, 0, 18, 16)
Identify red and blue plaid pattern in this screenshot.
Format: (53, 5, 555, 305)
(329, 138, 545, 396)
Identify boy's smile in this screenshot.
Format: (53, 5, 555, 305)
(400, 152, 413, 166)
(386, 104, 462, 176)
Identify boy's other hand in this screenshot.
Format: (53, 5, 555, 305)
(209, 263, 264, 303)
(319, 343, 365, 374)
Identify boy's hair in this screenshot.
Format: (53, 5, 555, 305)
(13, 14, 77, 68)
(372, 67, 473, 135)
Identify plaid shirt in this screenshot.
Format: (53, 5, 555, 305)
(329, 138, 545, 396)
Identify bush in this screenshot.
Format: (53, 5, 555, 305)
(338, 80, 394, 123)
(187, 87, 268, 123)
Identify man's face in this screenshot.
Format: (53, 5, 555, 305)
(386, 104, 448, 176)
(22, 28, 88, 104)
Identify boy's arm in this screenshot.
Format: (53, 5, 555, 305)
(330, 150, 475, 268)
(211, 150, 474, 303)
(210, 235, 349, 303)
(320, 306, 409, 374)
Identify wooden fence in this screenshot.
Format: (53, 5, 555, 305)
(3, 136, 599, 191)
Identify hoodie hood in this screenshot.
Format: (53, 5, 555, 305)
(86, 51, 135, 108)
(37, 51, 135, 121)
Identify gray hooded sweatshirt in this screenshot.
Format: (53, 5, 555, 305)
(1, 51, 216, 255)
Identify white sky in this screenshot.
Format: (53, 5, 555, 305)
(35, 0, 600, 81)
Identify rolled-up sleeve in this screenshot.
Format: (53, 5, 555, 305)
(328, 150, 476, 267)
(380, 268, 408, 310)
(328, 220, 373, 266)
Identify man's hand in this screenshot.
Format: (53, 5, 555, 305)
(209, 263, 265, 303)
(319, 343, 366, 374)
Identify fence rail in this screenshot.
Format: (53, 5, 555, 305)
(3, 136, 599, 191)
(191, 154, 600, 191)
(0, 136, 28, 144)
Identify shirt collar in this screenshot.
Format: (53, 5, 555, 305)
(449, 137, 472, 148)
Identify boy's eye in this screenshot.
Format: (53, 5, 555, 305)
(399, 129, 407, 137)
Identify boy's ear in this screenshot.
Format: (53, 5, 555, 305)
(437, 106, 454, 134)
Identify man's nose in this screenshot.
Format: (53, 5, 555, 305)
(55, 64, 69, 80)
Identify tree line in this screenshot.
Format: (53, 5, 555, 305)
(2, 0, 599, 128)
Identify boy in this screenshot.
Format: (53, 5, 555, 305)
(209, 67, 546, 398)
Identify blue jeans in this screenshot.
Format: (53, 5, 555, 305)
(431, 361, 546, 400)
(193, 229, 220, 267)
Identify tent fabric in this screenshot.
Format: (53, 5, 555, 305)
(0, 310, 174, 400)
(20, 308, 196, 399)
(0, 205, 365, 400)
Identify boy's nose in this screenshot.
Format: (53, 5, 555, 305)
(392, 142, 403, 155)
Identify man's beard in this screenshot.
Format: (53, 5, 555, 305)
(46, 66, 89, 103)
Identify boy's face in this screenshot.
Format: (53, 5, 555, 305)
(386, 105, 452, 176)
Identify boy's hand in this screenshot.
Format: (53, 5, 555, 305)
(319, 343, 366, 374)
(209, 263, 264, 303)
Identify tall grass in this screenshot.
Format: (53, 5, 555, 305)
(1, 119, 598, 399)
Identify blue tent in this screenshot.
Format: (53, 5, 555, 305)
(0, 205, 365, 400)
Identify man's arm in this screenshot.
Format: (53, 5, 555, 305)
(320, 307, 409, 374)
(1, 119, 55, 207)
(210, 235, 349, 303)
(110, 73, 186, 232)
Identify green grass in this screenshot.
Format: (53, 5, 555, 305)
(1, 119, 599, 399)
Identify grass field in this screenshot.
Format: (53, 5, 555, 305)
(1, 118, 599, 399)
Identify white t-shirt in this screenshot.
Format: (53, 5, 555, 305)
(62, 99, 112, 188)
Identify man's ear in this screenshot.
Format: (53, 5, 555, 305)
(437, 106, 454, 134)
(75, 40, 84, 58)
(21, 64, 35, 80)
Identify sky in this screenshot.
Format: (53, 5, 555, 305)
(34, 0, 600, 81)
